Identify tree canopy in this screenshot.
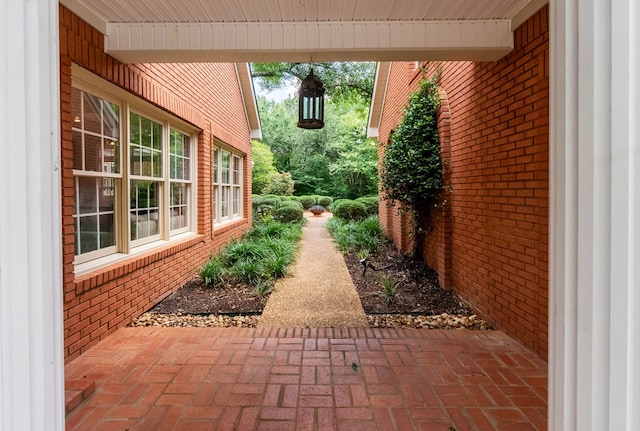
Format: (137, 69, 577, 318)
(251, 62, 375, 103)
(251, 140, 277, 194)
(252, 62, 378, 199)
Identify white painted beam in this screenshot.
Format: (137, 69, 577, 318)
(0, 0, 65, 430)
(105, 20, 513, 63)
(550, 0, 640, 429)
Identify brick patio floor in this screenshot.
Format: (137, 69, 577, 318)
(65, 326, 547, 430)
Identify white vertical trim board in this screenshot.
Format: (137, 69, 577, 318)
(0, 0, 65, 430)
(550, 0, 640, 429)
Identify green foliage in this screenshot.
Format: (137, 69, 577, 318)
(298, 195, 317, 209)
(380, 74, 442, 257)
(354, 196, 379, 217)
(251, 140, 277, 193)
(256, 69, 378, 199)
(381, 75, 442, 209)
(223, 240, 269, 265)
(199, 256, 227, 287)
(262, 172, 295, 196)
(332, 199, 367, 221)
(317, 196, 333, 208)
(273, 204, 303, 222)
(252, 62, 375, 102)
(380, 274, 398, 305)
(230, 259, 264, 285)
(199, 219, 303, 292)
(326, 216, 384, 254)
(253, 279, 274, 298)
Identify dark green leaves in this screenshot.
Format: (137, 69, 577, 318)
(380, 75, 442, 210)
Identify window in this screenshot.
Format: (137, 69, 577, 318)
(72, 89, 120, 258)
(71, 68, 197, 269)
(212, 143, 243, 225)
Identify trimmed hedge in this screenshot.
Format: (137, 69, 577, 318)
(354, 196, 379, 217)
(332, 199, 367, 220)
(317, 196, 333, 208)
(273, 205, 303, 222)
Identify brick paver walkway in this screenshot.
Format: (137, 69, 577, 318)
(65, 326, 547, 430)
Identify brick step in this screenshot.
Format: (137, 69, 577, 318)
(65, 377, 96, 415)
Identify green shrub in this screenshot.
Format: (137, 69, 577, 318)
(332, 199, 367, 220)
(354, 196, 379, 216)
(256, 204, 275, 220)
(273, 205, 303, 222)
(329, 198, 345, 212)
(317, 196, 333, 208)
(280, 199, 304, 210)
(298, 195, 316, 209)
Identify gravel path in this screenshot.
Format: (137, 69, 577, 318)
(257, 213, 369, 328)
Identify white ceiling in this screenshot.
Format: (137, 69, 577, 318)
(66, 0, 538, 24)
(61, 0, 548, 63)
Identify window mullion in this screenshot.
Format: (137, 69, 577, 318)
(161, 121, 170, 240)
(120, 103, 131, 254)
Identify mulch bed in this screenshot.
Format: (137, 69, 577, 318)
(146, 240, 472, 317)
(344, 241, 471, 315)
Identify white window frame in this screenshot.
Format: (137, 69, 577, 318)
(72, 65, 198, 273)
(212, 141, 244, 226)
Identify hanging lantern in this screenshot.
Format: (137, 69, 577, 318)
(297, 69, 325, 129)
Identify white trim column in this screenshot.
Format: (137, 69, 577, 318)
(0, 0, 65, 430)
(550, 0, 639, 429)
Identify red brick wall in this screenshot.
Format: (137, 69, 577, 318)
(60, 5, 253, 361)
(378, 7, 549, 358)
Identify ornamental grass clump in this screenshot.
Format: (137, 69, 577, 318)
(198, 219, 302, 296)
(327, 216, 384, 254)
(380, 274, 398, 305)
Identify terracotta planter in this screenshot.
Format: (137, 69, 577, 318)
(309, 205, 325, 216)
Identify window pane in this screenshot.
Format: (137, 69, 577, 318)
(99, 178, 115, 210)
(98, 213, 115, 248)
(170, 183, 188, 231)
(222, 152, 230, 184)
(83, 92, 102, 134)
(103, 141, 118, 173)
(130, 180, 159, 240)
(79, 215, 99, 254)
(233, 156, 240, 185)
(183, 136, 191, 157)
(104, 102, 120, 138)
(73, 131, 83, 170)
(74, 176, 116, 256)
(130, 112, 162, 178)
(72, 88, 121, 175)
(152, 122, 162, 150)
(84, 134, 102, 172)
(221, 186, 229, 218)
(141, 148, 152, 176)
(233, 187, 240, 215)
(170, 130, 191, 181)
(77, 176, 97, 214)
(71, 87, 82, 126)
(152, 151, 162, 177)
(130, 113, 140, 145)
(213, 148, 219, 183)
